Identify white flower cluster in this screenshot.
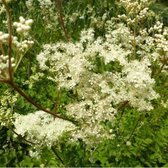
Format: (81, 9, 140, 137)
(80, 28, 95, 43)
(39, 0, 52, 8)
(37, 42, 89, 89)
(0, 31, 20, 48)
(118, 0, 155, 25)
(14, 111, 76, 148)
(0, 55, 15, 79)
(14, 39, 34, 52)
(35, 25, 159, 144)
(13, 16, 33, 35)
(0, 31, 9, 43)
(0, 16, 34, 77)
(119, 0, 154, 16)
(132, 21, 168, 62)
(10, 0, 166, 148)
(114, 59, 159, 111)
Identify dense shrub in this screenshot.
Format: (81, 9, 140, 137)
(0, 0, 168, 166)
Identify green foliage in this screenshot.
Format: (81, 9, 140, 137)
(151, 1, 168, 25)
(69, 106, 168, 167)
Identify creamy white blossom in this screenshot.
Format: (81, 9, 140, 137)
(34, 25, 161, 144)
(13, 16, 33, 35)
(0, 55, 15, 79)
(14, 111, 76, 147)
(3, 0, 166, 150)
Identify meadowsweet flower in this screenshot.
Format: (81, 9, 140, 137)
(13, 16, 33, 35)
(11, 0, 165, 148)
(25, 0, 33, 8)
(122, 59, 159, 111)
(38, 0, 52, 8)
(0, 31, 9, 43)
(37, 42, 89, 89)
(0, 55, 15, 79)
(33, 25, 161, 144)
(126, 141, 131, 146)
(14, 111, 76, 147)
(80, 28, 95, 43)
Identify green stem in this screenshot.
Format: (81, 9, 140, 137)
(51, 146, 64, 165)
(126, 114, 143, 142)
(7, 80, 72, 122)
